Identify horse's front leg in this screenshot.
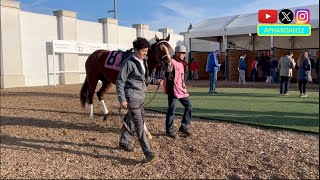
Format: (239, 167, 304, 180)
(100, 100, 109, 120)
(88, 104, 94, 124)
(144, 122, 152, 140)
(97, 82, 111, 120)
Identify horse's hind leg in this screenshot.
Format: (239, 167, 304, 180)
(97, 77, 112, 120)
(87, 75, 99, 124)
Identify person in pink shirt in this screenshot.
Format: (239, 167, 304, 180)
(163, 45, 192, 139)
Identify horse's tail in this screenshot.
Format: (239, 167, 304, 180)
(80, 77, 89, 108)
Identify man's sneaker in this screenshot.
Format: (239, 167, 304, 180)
(119, 143, 134, 152)
(166, 132, 177, 139)
(284, 93, 289, 96)
(179, 127, 192, 137)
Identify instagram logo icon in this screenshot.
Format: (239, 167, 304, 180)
(295, 9, 310, 24)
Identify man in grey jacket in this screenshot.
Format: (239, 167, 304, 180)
(278, 51, 296, 95)
(116, 37, 161, 162)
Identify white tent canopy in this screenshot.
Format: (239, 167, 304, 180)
(187, 15, 239, 38)
(187, 4, 319, 39)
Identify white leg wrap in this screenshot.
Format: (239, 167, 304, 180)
(144, 122, 152, 140)
(88, 104, 94, 124)
(100, 100, 109, 115)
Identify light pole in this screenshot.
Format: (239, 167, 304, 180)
(108, 0, 117, 19)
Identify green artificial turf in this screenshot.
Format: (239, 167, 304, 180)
(145, 87, 319, 133)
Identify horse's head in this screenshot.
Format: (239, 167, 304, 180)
(147, 34, 173, 76)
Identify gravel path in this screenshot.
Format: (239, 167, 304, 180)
(0, 81, 319, 179)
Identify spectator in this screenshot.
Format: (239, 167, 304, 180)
(220, 61, 225, 80)
(270, 57, 279, 83)
(189, 58, 199, 80)
(238, 53, 247, 85)
(260, 52, 270, 81)
(297, 51, 311, 97)
(250, 58, 258, 82)
(308, 54, 315, 82)
(277, 51, 296, 96)
(315, 57, 319, 84)
(206, 50, 221, 94)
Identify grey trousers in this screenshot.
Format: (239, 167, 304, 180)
(239, 69, 246, 84)
(119, 98, 153, 157)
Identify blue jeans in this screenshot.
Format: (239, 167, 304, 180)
(250, 69, 257, 81)
(209, 71, 218, 93)
(166, 96, 192, 133)
(270, 68, 278, 83)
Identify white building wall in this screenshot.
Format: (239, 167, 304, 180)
(117, 26, 137, 50)
(76, 20, 103, 43)
(76, 20, 104, 82)
(20, 11, 59, 86)
(147, 31, 163, 43)
(168, 33, 184, 51)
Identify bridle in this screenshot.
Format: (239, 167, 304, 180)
(155, 40, 172, 69)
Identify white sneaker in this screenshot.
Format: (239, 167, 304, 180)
(301, 93, 308, 97)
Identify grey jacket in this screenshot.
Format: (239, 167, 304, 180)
(278, 55, 296, 77)
(116, 55, 159, 102)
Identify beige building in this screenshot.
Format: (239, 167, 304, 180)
(1, 0, 213, 88)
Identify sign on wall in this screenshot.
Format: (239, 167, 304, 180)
(308, 49, 317, 57)
(52, 40, 115, 54)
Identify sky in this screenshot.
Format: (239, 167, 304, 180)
(19, 0, 318, 34)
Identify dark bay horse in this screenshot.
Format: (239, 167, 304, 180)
(80, 34, 172, 139)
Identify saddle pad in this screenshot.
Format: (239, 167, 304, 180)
(104, 51, 124, 71)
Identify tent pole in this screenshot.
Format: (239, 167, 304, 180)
(188, 38, 192, 80)
(223, 35, 229, 80)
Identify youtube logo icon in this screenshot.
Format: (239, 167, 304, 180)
(258, 10, 278, 23)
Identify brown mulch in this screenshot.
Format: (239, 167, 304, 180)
(0, 82, 319, 179)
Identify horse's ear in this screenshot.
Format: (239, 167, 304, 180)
(166, 33, 170, 41)
(155, 34, 160, 41)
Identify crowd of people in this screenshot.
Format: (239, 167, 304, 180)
(189, 49, 318, 97)
(238, 50, 318, 96)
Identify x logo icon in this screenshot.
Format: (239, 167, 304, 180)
(279, 9, 293, 24)
(281, 11, 291, 21)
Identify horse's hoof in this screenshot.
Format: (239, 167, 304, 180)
(89, 114, 94, 123)
(103, 114, 108, 121)
(147, 133, 153, 140)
